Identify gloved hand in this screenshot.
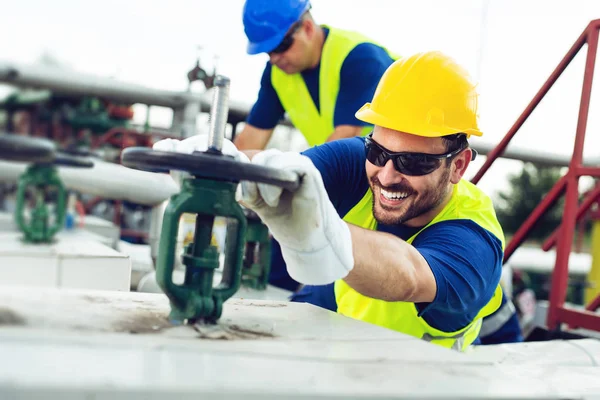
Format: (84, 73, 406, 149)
(153, 134, 249, 163)
(240, 149, 354, 285)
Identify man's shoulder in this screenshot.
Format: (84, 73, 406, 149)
(421, 219, 499, 241)
(452, 179, 505, 243)
(324, 25, 394, 63)
(344, 42, 394, 64)
(302, 136, 366, 161)
(339, 42, 394, 82)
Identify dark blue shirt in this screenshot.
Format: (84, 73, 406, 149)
(247, 28, 395, 131)
(274, 137, 505, 333)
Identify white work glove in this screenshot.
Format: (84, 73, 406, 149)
(153, 134, 249, 200)
(240, 149, 354, 285)
(153, 134, 249, 163)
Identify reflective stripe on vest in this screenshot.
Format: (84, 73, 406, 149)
(335, 179, 505, 351)
(271, 26, 399, 147)
(478, 298, 517, 338)
(422, 319, 483, 351)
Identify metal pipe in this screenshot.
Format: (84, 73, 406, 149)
(207, 76, 230, 153)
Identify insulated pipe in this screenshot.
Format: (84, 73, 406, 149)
(0, 62, 261, 128)
(0, 62, 198, 109)
(0, 159, 179, 206)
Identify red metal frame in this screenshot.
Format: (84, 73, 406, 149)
(471, 19, 600, 333)
(541, 182, 600, 252)
(588, 294, 600, 312)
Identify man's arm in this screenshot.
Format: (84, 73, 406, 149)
(343, 224, 437, 303)
(234, 123, 274, 151)
(343, 219, 503, 319)
(326, 125, 364, 142)
(237, 62, 284, 150)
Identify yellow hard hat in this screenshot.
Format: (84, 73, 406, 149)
(355, 51, 482, 138)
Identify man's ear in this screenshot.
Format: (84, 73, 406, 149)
(449, 148, 472, 184)
(303, 18, 315, 38)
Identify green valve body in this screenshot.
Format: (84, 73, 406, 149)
(155, 177, 246, 323)
(14, 164, 66, 243)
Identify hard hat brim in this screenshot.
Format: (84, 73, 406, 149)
(355, 103, 483, 138)
(246, 30, 287, 55)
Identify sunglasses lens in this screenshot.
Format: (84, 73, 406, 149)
(365, 142, 387, 167)
(270, 21, 301, 54)
(396, 154, 441, 176)
(271, 36, 293, 54)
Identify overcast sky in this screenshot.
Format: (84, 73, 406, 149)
(2, 0, 600, 198)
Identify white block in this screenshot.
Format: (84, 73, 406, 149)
(0, 255, 58, 287)
(0, 233, 130, 291)
(76, 214, 120, 248)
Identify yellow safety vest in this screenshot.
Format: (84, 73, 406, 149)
(335, 179, 505, 351)
(271, 26, 398, 147)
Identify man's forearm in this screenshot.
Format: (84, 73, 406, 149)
(343, 223, 437, 303)
(234, 124, 274, 150)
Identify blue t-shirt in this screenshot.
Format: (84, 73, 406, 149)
(246, 28, 394, 131)
(273, 137, 505, 333)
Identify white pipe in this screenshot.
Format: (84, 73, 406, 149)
(0, 62, 200, 109)
(470, 138, 600, 168)
(0, 160, 179, 206)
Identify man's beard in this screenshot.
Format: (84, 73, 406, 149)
(370, 167, 451, 226)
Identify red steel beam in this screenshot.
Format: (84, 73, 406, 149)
(542, 182, 600, 251)
(546, 26, 600, 330)
(559, 308, 600, 332)
(587, 293, 600, 312)
(574, 166, 600, 178)
(503, 175, 567, 263)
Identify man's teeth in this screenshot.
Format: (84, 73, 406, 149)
(381, 188, 409, 200)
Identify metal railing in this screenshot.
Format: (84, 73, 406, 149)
(471, 19, 600, 332)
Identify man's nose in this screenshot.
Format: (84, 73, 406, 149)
(377, 160, 402, 185)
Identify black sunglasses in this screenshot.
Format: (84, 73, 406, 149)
(269, 20, 303, 54)
(364, 134, 473, 176)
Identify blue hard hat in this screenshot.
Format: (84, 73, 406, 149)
(243, 0, 311, 55)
